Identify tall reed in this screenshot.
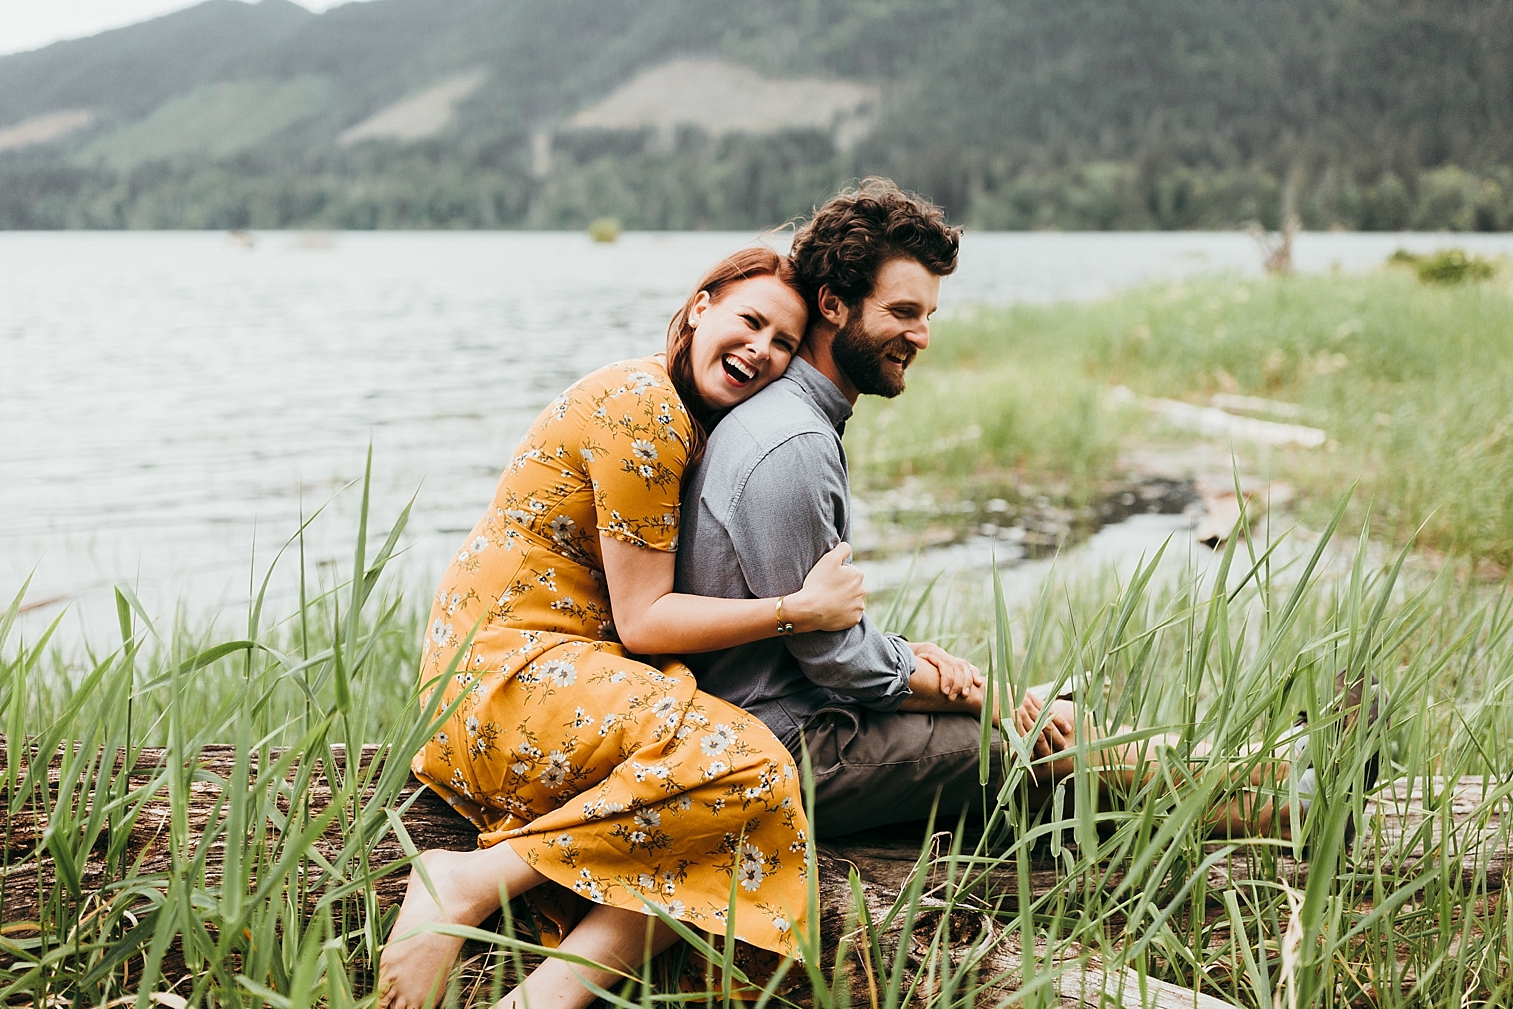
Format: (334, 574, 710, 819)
(5, 466, 1512, 1008)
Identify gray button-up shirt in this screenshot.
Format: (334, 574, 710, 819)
(675, 356, 916, 751)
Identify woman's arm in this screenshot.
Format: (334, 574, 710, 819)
(600, 534, 864, 655)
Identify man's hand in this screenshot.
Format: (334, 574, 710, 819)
(899, 644, 984, 714)
(906, 642, 982, 701)
(897, 646, 1077, 761)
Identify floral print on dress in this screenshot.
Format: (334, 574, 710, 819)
(412, 358, 808, 961)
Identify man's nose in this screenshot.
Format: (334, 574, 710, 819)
(906, 319, 930, 350)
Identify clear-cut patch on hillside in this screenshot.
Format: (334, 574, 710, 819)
(0, 109, 93, 153)
(339, 69, 489, 146)
(563, 58, 878, 149)
(75, 77, 331, 169)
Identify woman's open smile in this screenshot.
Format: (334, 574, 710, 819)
(721, 352, 758, 385)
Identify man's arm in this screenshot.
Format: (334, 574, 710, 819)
(710, 428, 1064, 748)
(899, 653, 979, 714)
(720, 433, 915, 710)
(901, 640, 983, 704)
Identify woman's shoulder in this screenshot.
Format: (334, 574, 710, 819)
(574, 358, 687, 417)
(573, 357, 670, 392)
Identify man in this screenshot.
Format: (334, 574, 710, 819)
(675, 179, 1074, 835)
(676, 180, 1382, 844)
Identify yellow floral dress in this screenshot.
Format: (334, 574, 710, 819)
(413, 357, 808, 959)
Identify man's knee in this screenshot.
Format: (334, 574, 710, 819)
(800, 708, 999, 835)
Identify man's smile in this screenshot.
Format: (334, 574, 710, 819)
(882, 342, 915, 370)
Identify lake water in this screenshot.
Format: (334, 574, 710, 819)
(5, 229, 1512, 643)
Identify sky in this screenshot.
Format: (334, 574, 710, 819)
(0, 0, 368, 56)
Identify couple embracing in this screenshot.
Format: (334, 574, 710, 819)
(380, 181, 1274, 1008)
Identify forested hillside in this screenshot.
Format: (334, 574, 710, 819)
(1, 0, 1509, 230)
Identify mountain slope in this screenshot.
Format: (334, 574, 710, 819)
(0, 0, 1508, 231)
(0, 0, 312, 125)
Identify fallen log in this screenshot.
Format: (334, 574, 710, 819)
(4, 739, 1508, 1008)
(824, 776, 1513, 898)
(1, 742, 469, 926)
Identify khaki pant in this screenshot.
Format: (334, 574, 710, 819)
(801, 705, 1013, 837)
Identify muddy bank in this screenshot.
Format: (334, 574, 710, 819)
(851, 469, 1304, 602)
(853, 476, 1200, 565)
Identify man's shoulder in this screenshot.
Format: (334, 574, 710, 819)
(711, 376, 836, 456)
(696, 376, 842, 509)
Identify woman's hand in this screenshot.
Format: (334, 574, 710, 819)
(784, 541, 866, 632)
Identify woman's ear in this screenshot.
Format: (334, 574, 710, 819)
(688, 290, 712, 327)
(815, 285, 849, 328)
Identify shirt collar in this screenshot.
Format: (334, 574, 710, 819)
(782, 356, 853, 433)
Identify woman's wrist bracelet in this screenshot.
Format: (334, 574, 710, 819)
(776, 595, 795, 635)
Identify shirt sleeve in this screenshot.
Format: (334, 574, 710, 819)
(581, 369, 691, 552)
(721, 432, 915, 710)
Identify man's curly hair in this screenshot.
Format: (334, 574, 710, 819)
(789, 178, 961, 309)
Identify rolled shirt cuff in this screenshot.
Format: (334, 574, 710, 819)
(852, 634, 916, 712)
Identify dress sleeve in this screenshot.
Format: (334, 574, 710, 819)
(581, 365, 692, 553)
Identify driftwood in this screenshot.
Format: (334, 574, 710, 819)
(817, 777, 1512, 1008)
(4, 741, 1510, 1007)
(826, 776, 1512, 898)
(1, 743, 470, 926)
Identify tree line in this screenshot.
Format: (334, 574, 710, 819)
(1, 0, 1508, 231)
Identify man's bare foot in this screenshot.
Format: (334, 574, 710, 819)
(378, 849, 487, 1009)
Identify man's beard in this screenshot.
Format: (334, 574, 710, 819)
(832, 313, 915, 398)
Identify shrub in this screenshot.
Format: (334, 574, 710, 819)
(1385, 247, 1496, 284)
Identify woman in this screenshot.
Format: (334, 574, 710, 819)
(380, 247, 860, 1009)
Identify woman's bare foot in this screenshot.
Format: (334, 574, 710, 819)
(378, 850, 475, 1008)
(492, 903, 680, 1009)
(380, 847, 527, 1009)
